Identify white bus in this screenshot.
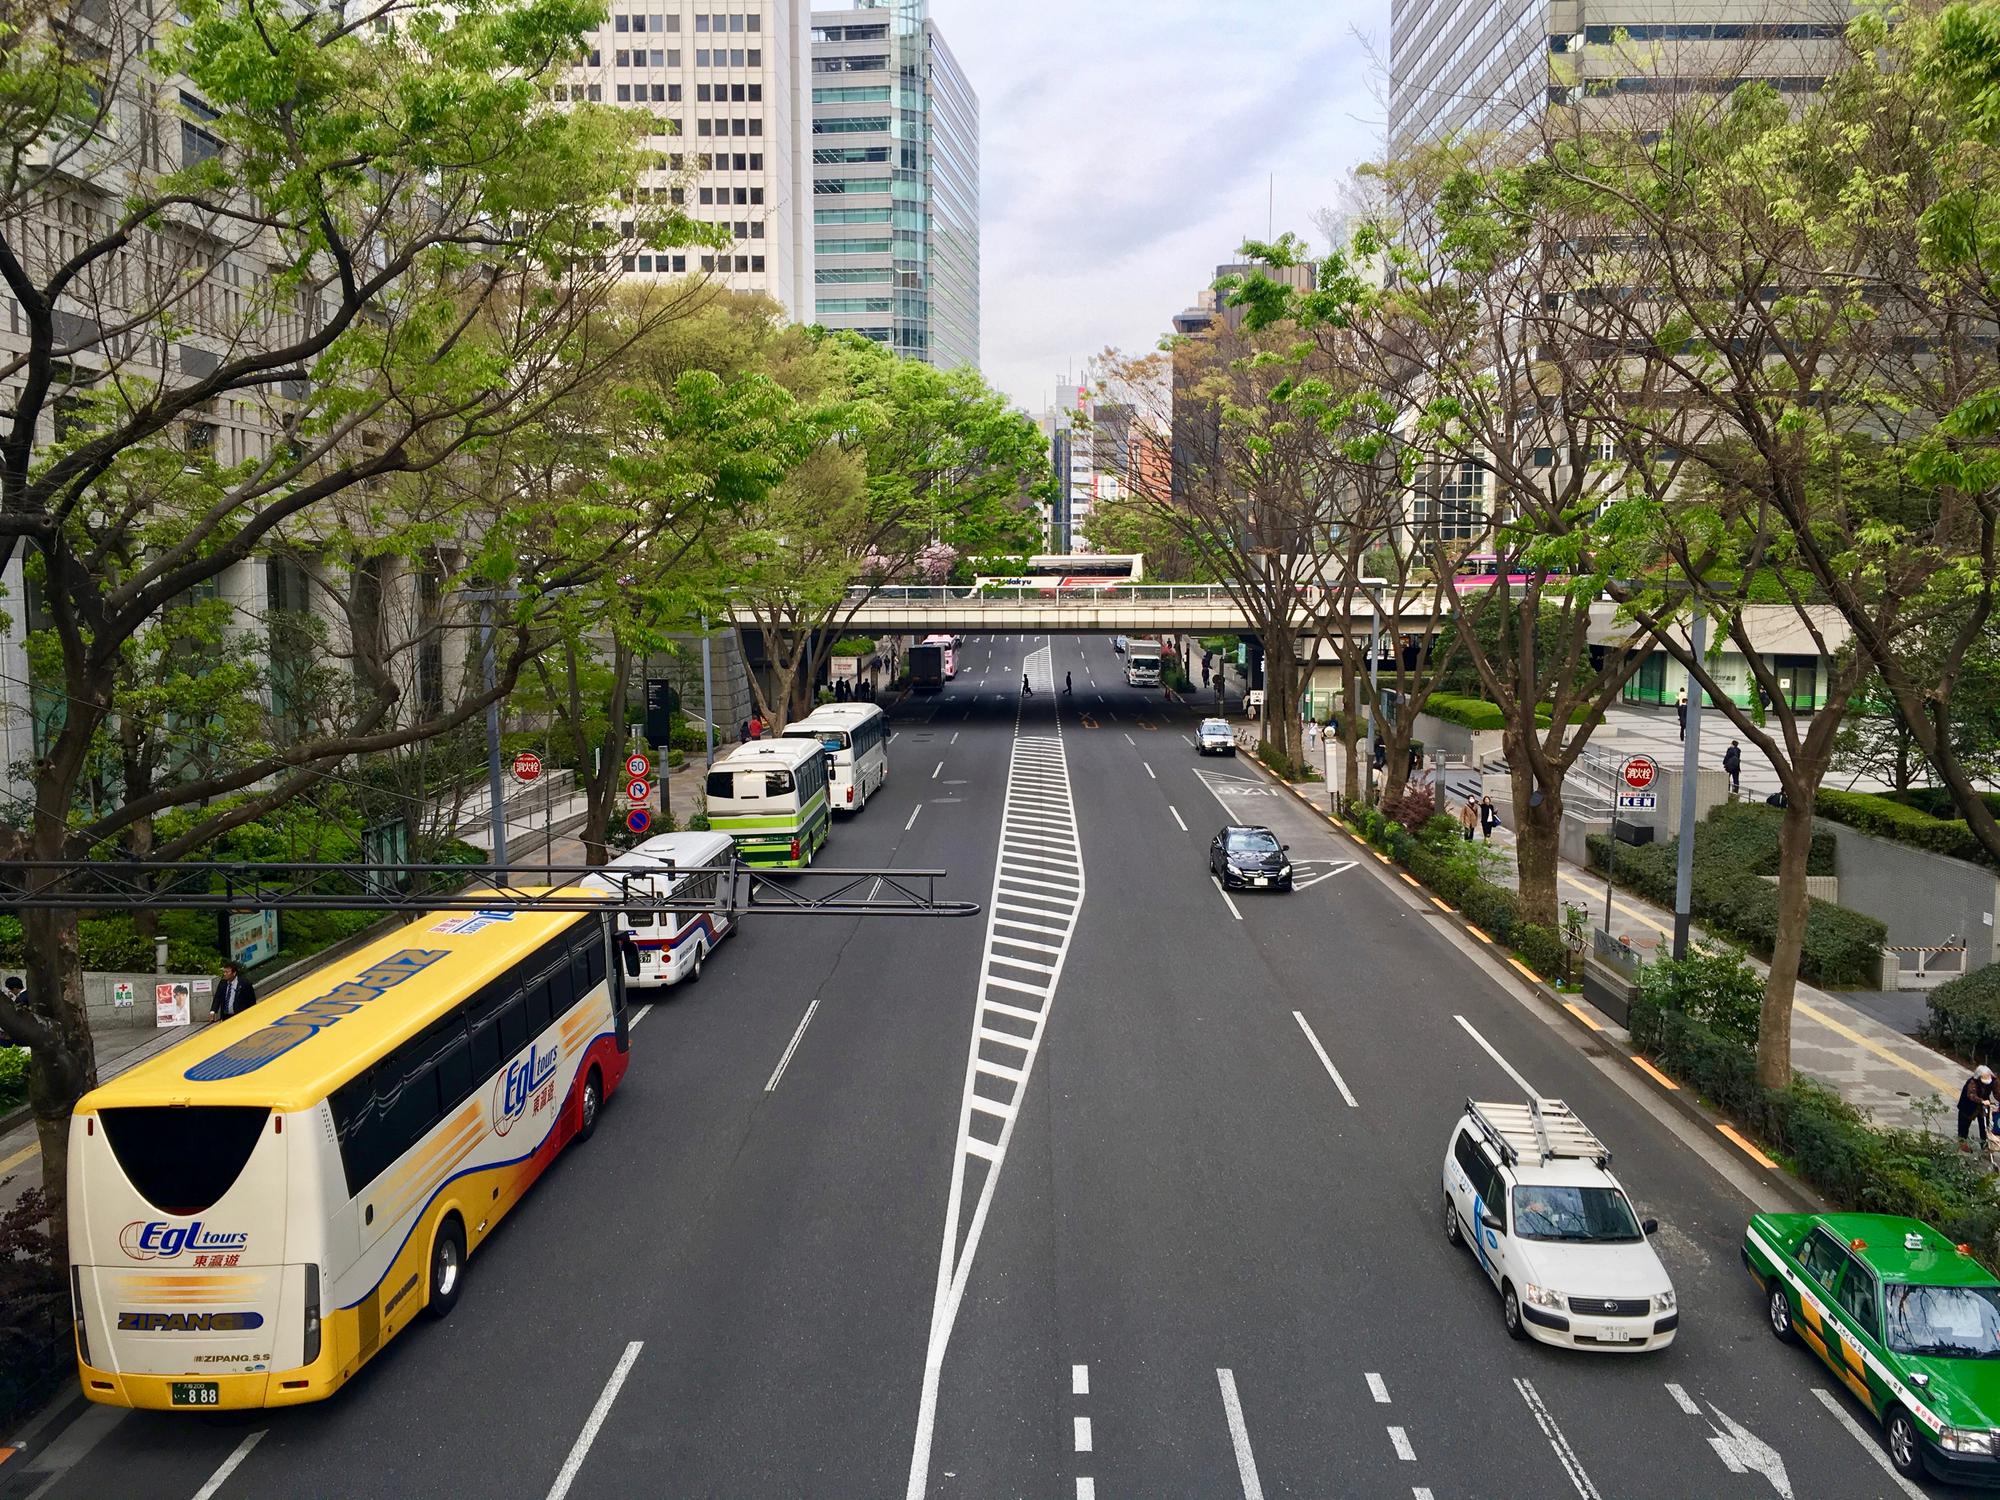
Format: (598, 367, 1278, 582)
(582, 831, 737, 987)
(704, 737, 832, 868)
(783, 702, 889, 813)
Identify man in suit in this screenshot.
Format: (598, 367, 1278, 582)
(212, 961, 257, 1021)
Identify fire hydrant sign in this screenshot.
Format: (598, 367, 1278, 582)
(511, 750, 543, 784)
(1618, 755, 1659, 811)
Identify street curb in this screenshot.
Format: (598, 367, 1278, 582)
(1232, 747, 1825, 1213)
(0, 1103, 27, 1138)
(0, 1387, 88, 1499)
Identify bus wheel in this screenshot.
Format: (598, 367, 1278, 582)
(689, 945, 705, 984)
(577, 1066, 604, 1144)
(425, 1215, 466, 1321)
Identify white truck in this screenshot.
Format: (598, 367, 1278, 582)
(1124, 639, 1162, 688)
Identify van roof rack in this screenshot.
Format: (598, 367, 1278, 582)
(1465, 1097, 1610, 1169)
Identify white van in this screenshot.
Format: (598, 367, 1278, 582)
(582, 831, 737, 987)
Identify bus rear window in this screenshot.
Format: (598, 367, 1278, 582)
(705, 770, 734, 799)
(97, 1106, 271, 1216)
(764, 770, 794, 795)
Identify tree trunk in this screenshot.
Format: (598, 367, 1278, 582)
(1505, 741, 1564, 929)
(23, 906, 91, 1264)
(1757, 791, 1815, 1090)
(1337, 649, 1362, 804)
(578, 640, 633, 868)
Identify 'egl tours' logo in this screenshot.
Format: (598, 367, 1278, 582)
(493, 1044, 559, 1136)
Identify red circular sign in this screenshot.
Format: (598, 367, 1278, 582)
(626, 808, 652, 834)
(626, 778, 651, 803)
(511, 751, 543, 784)
(1621, 755, 1658, 791)
(625, 753, 651, 779)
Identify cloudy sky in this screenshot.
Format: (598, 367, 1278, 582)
(923, 0, 1391, 415)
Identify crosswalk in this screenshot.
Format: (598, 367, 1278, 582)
(908, 709, 1085, 1500)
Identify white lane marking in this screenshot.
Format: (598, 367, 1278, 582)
(1169, 805, 1188, 832)
(1073, 1363, 1089, 1396)
(951, 732, 959, 744)
(1123, 733, 1135, 745)
(764, 997, 823, 1092)
(1216, 1369, 1266, 1500)
(905, 805, 923, 832)
(1144, 762, 1156, 779)
(192, 1432, 266, 1500)
(628, 1003, 654, 1031)
(1455, 1014, 1539, 1099)
(546, 1342, 644, 1500)
(1367, 1372, 1390, 1404)
(908, 711, 1083, 1500)
(1388, 1426, 1415, 1462)
(1515, 1378, 1600, 1500)
(1291, 861, 1358, 890)
(1414, 1491, 1435, 1500)
(1073, 1416, 1092, 1453)
(1211, 875, 1243, 921)
(933, 761, 944, 779)
(1810, 1388, 1925, 1499)
(1077, 1482, 1096, 1500)
(1293, 1012, 1358, 1107)
(1183, 735, 1194, 746)
(890, 731, 900, 743)
(1666, 1382, 1699, 1416)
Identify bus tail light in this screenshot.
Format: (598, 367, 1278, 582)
(846, 787, 854, 805)
(790, 838, 800, 861)
(70, 1265, 90, 1365)
(302, 1264, 322, 1365)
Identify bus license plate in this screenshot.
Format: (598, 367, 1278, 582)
(171, 1382, 220, 1406)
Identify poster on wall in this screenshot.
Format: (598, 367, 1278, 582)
(155, 982, 191, 1028)
(113, 981, 134, 1008)
(227, 909, 280, 968)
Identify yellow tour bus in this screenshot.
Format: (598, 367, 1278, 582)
(67, 896, 636, 1410)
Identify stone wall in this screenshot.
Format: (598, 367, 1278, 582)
(1815, 819, 2000, 966)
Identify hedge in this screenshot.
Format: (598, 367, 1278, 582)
(1890, 787, 2000, 822)
(1586, 805, 1881, 986)
(1817, 788, 1996, 870)
(1926, 963, 2000, 1064)
(1421, 693, 1592, 731)
(0, 1047, 24, 1111)
(1631, 995, 2000, 1267)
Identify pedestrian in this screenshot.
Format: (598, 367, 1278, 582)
(0, 974, 24, 1045)
(749, 713, 763, 740)
(1675, 687, 1688, 742)
(1373, 737, 1386, 771)
(1459, 797, 1479, 842)
(1479, 794, 1501, 841)
(1723, 738, 1742, 796)
(1961, 1066, 1997, 1154)
(1064, 671, 1073, 696)
(738, 717, 750, 744)
(211, 961, 257, 1021)
(1202, 663, 1211, 688)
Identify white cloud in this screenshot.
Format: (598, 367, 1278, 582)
(922, 0, 1391, 413)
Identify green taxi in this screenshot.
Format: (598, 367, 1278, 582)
(1744, 1211, 2000, 1486)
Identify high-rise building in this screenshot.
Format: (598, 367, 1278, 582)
(809, 1, 979, 368)
(565, 2, 814, 319)
(1388, 1, 1857, 154)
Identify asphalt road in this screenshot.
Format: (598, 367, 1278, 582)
(10, 632, 1953, 1499)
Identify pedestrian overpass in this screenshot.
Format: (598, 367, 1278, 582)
(726, 585, 1449, 637)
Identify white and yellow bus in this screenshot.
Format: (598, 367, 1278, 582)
(67, 897, 635, 1410)
(782, 702, 889, 814)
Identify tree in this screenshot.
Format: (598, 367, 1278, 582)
(1834, 606, 2000, 794)
(0, 0, 715, 1249)
(721, 333, 1045, 726)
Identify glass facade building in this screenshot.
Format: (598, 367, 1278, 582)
(809, 1, 979, 368)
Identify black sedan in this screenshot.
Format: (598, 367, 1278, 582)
(1209, 825, 1293, 891)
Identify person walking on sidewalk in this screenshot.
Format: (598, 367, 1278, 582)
(1459, 797, 1479, 843)
(1961, 1066, 1997, 1154)
(0, 974, 25, 1045)
(1675, 688, 1688, 742)
(1722, 739, 1742, 796)
(211, 961, 257, 1021)
(1479, 794, 1501, 841)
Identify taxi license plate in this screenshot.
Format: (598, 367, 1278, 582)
(1254, 877, 1269, 887)
(1594, 1327, 1634, 1343)
(171, 1382, 220, 1406)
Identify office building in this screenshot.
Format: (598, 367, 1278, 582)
(565, 2, 814, 319)
(1388, 1, 1858, 153)
(809, 1, 979, 368)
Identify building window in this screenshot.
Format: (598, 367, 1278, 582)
(587, 84, 601, 101)
(751, 254, 764, 270)
(615, 48, 629, 64)
(699, 186, 713, 203)
(614, 13, 627, 29)
(617, 84, 630, 100)
(750, 222, 763, 238)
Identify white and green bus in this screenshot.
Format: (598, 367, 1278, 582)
(704, 738, 832, 868)
(782, 702, 889, 814)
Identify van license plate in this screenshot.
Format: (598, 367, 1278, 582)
(171, 1382, 220, 1406)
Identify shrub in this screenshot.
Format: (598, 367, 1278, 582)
(1422, 693, 1506, 731)
(1514, 923, 1571, 984)
(1927, 963, 2000, 1064)
(1383, 781, 1436, 833)
(1817, 788, 1996, 869)
(1890, 787, 2000, 822)
(0, 1187, 67, 1430)
(0, 1047, 25, 1111)
(1639, 941, 1763, 1047)
(830, 636, 876, 658)
(1630, 996, 2000, 1267)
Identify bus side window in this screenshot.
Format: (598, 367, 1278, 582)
(436, 1033, 472, 1111)
(524, 978, 554, 1037)
(570, 940, 592, 998)
(705, 770, 733, 799)
(496, 995, 528, 1057)
(547, 957, 575, 1018)
(377, 1059, 441, 1165)
(582, 933, 606, 989)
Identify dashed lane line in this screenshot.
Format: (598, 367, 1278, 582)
(1515, 1378, 1600, 1500)
(1292, 1011, 1358, 1107)
(1454, 1014, 1539, 1099)
(1169, 806, 1188, 832)
(906, 805, 922, 832)
(1810, 1388, 1925, 1499)
(191, 1432, 265, 1500)
(1210, 875, 1244, 921)
(545, 1343, 644, 1500)
(1216, 1369, 1266, 1500)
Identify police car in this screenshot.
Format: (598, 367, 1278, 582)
(1196, 718, 1236, 756)
(1745, 1210, 2000, 1485)
(1442, 1098, 1677, 1350)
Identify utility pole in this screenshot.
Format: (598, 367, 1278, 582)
(1672, 613, 1706, 959)
(701, 610, 718, 767)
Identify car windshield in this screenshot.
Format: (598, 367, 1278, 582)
(1884, 1283, 2000, 1358)
(1225, 831, 1279, 852)
(1509, 1185, 1642, 1243)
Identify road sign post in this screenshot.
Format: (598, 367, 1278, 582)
(511, 750, 543, 784)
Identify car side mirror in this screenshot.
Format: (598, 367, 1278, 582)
(1280, 843, 1290, 852)
(1641, 1218, 1659, 1236)
(1480, 1211, 1503, 1232)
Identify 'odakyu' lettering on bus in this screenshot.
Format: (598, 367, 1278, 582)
(182, 949, 453, 1082)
